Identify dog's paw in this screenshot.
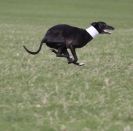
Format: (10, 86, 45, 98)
(78, 62, 85, 66)
(68, 60, 85, 66)
(76, 62, 85, 66)
(50, 49, 57, 53)
(74, 62, 85, 66)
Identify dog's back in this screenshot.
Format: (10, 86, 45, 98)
(44, 24, 83, 43)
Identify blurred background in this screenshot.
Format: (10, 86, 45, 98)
(0, 0, 133, 131)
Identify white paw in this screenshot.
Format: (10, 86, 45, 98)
(78, 62, 85, 66)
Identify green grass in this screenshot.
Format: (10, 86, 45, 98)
(0, 0, 133, 131)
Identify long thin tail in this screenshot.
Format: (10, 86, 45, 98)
(23, 42, 44, 55)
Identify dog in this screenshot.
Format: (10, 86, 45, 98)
(23, 21, 114, 66)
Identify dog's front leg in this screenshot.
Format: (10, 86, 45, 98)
(69, 45, 78, 63)
(69, 45, 85, 66)
(62, 49, 73, 63)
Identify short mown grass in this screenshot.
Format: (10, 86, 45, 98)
(0, 0, 133, 131)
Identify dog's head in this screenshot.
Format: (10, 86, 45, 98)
(91, 22, 115, 34)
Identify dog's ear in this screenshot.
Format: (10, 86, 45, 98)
(91, 22, 100, 30)
(91, 22, 103, 33)
(91, 22, 97, 26)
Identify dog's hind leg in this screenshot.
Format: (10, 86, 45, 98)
(51, 48, 73, 63)
(51, 46, 68, 58)
(51, 49, 58, 54)
(51, 48, 65, 57)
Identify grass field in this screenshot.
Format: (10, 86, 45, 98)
(0, 0, 133, 131)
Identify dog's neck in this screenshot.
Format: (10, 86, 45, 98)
(86, 26, 99, 38)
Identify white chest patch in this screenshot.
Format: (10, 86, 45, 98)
(86, 26, 99, 38)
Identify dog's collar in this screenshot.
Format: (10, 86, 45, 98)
(86, 26, 99, 38)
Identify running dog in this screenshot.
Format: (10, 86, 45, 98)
(23, 21, 114, 66)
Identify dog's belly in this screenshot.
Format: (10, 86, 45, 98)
(73, 42, 88, 48)
(46, 42, 64, 49)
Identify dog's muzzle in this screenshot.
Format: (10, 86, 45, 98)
(103, 26, 115, 34)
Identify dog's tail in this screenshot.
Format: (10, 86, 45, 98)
(23, 41, 44, 55)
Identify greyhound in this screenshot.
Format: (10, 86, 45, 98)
(23, 21, 114, 66)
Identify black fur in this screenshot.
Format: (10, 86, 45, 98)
(23, 21, 114, 66)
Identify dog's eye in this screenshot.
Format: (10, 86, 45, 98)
(102, 24, 106, 28)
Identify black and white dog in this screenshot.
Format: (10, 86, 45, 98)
(23, 21, 114, 66)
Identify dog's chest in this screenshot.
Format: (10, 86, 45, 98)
(73, 34, 92, 48)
